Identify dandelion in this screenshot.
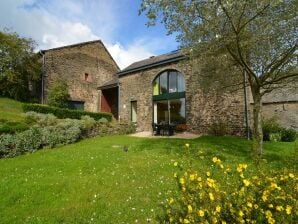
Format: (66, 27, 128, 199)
(216, 205, 221, 213)
(239, 210, 244, 217)
(286, 205, 292, 215)
(189, 174, 195, 181)
(185, 143, 190, 148)
(179, 177, 185, 185)
(206, 171, 211, 177)
(174, 162, 178, 167)
(209, 192, 214, 201)
(276, 205, 283, 211)
(247, 202, 252, 208)
(174, 173, 177, 178)
(184, 219, 190, 223)
(188, 205, 193, 213)
(288, 173, 294, 178)
(243, 179, 250, 186)
(268, 204, 273, 208)
(222, 221, 227, 224)
(198, 210, 204, 217)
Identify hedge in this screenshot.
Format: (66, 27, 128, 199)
(22, 103, 112, 121)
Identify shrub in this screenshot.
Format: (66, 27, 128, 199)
(281, 128, 297, 142)
(262, 118, 282, 141)
(15, 128, 42, 154)
(47, 78, 70, 108)
(0, 134, 17, 158)
(0, 121, 29, 134)
(160, 150, 297, 224)
(23, 103, 112, 121)
(24, 111, 58, 127)
(209, 121, 229, 136)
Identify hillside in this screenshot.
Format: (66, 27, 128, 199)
(0, 97, 24, 121)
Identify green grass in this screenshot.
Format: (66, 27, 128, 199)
(0, 97, 24, 122)
(0, 135, 296, 223)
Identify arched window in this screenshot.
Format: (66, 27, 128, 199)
(152, 70, 186, 128)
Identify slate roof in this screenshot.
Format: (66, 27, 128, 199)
(117, 50, 186, 76)
(97, 78, 119, 90)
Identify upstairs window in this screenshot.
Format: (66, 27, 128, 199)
(152, 70, 185, 96)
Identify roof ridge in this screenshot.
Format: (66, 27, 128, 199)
(40, 39, 102, 52)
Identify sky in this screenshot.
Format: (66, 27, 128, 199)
(0, 0, 179, 69)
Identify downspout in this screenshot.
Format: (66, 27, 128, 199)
(243, 69, 250, 140)
(39, 50, 45, 104)
(118, 81, 120, 122)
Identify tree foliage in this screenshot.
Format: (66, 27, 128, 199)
(47, 78, 70, 108)
(0, 30, 41, 101)
(140, 0, 297, 157)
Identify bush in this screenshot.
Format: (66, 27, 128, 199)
(209, 121, 229, 136)
(47, 78, 70, 108)
(23, 103, 112, 121)
(160, 150, 297, 224)
(262, 118, 282, 141)
(262, 118, 296, 142)
(281, 128, 297, 142)
(0, 134, 17, 158)
(24, 111, 58, 127)
(0, 121, 29, 134)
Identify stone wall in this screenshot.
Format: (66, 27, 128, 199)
(119, 59, 246, 135)
(43, 40, 119, 112)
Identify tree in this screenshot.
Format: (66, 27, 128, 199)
(140, 0, 297, 158)
(0, 30, 41, 101)
(47, 78, 70, 108)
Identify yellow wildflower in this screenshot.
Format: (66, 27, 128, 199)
(198, 210, 204, 217)
(247, 202, 253, 208)
(174, 172, 177, 178)
(220, 164, 224, 169)
(173, 161, 178, 167)
(276, 205, 283, 211)
(206, 171, 211, 177)
(188, 205, 193, 213)
(197, 177, 202, 182)
(286, 205, 292, 215)
(179, 177, 185, 185)
(268, 204, 273, 208)
(289, 173, 294, 178)
(209, 192, 214, 201)
(254, 204, 259, 209)
(184, 218, 190, 224)
(243, 179, 250, 187)
(216, 206, 221, 213)
(169, 198, 174, 204)
(185, 143, 190, 148)
(222, 221, 227, 224)
(239, 210, 244, 217)
(182, 187, 186, 192)
(189, 174, 195, 181)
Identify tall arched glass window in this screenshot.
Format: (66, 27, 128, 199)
(152, 70, 186, 126)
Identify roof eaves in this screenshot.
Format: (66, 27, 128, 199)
(117, 55, 186, 76)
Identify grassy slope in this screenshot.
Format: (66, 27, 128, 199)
(0, 97, 24, 121)
(0, 135, 296, 224)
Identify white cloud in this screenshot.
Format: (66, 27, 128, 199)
(0, 0, 176, 69)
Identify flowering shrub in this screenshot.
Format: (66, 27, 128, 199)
(160, 145, 297, 223)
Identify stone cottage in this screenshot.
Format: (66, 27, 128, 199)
(40, 40, 119, 117)
(41, 40, 298, 134)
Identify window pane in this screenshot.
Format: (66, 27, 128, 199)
(155, 100, 169, 124)
(131, 101, 137, 122)
(159, 72, 168, 94)
(153, 78, 159, 95)
(169, 98, 186, 124)
(177, 73, 185, 92)
(169, 71, 177, 93)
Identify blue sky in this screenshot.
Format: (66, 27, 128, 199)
(0, 0, 179, 69)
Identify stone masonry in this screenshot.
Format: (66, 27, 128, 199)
(42, 40, 119, 112)
(119, 59, 246, 135)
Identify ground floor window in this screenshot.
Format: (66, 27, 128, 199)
(131, 101, 137, 123)
(153, 98, 186, 125)
(67, 100, 84, 110)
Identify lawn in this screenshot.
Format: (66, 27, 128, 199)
(0, 97, 24, 122)
(0, 135, 296, 223)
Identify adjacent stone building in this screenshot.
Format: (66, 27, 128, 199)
(41, 40, 119, 114)
(42, 40, 297, 134)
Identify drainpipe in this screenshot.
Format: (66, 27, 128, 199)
(243, 69, 250, 139)
(118, 81, 120, 122)
(39, 50, 45, 104)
